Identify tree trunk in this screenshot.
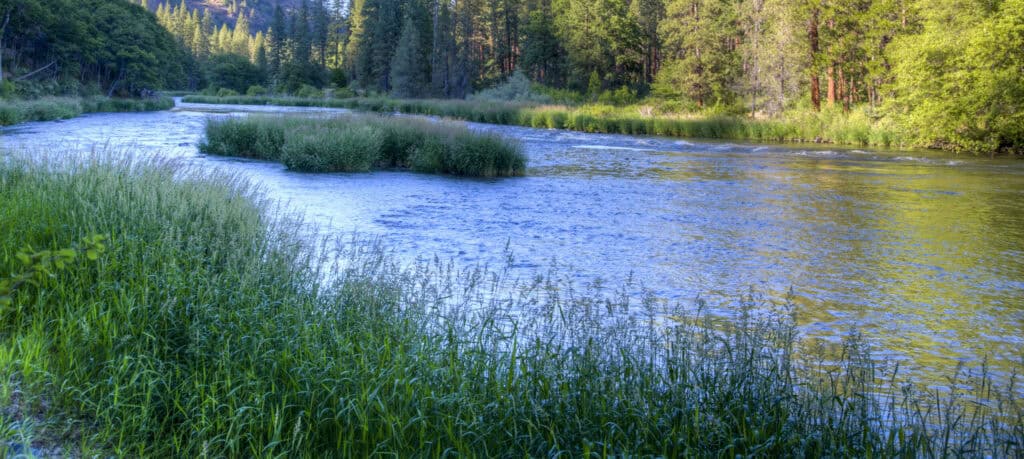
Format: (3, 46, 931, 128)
(807, 8, 820, 111)
(0, 12, 10, 84)
(826, 64, 836, 106)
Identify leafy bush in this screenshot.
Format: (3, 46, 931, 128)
(470, 71, 553, 103)
(294, 84, 323, 99)
(246, 85, 268, 96)
(597, 86, 639, 106)
(205, 53, 264, 94)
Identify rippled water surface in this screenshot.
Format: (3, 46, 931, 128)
(4, 100, 1023, 384)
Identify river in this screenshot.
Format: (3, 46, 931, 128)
(3, 99, 1023, 387)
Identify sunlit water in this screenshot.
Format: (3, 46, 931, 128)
(3, 100, 1023, 387)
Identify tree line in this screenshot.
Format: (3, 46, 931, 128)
(149, 0, 1020, 151)
(3, 0, 1019, 151)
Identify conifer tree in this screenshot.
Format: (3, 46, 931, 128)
(390, 14, 428, 97)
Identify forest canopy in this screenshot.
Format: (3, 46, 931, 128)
(0, 0, 189, 96)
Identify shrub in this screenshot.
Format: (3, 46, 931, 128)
(246, 85, 268, 96)
(597, 86, 639, 106)
(469, 71, 553, 104)
(294, 84, 323, 99)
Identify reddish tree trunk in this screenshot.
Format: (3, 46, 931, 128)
(807, 8, 821, 111)
(827, 64, 836, 106)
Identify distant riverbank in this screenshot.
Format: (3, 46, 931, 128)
(184, 94, 913, 151)
(0, 96, 174, 126)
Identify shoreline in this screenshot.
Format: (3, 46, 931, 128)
(0, 96, 175, 127)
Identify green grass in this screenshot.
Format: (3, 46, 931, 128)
(0, 97, 82, 125)
(200, 115, 527, 177)
(0, 96, 174, 126)
(0, 153, 1021, 456)
(182, 95, 908, 149)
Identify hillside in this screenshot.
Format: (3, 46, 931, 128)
(145, 0, 307, 31)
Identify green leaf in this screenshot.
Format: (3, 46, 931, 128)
(86, 249, 99, 261)
(16, 252, 31, 266)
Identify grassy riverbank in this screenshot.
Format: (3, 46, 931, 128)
(201, 115, 526, 177)
(183, 95, 905, 149)
(0, 96, 174, 126)
(1, 154, 1021, 456)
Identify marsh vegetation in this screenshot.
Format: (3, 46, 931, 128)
(200, 114, 527, 177)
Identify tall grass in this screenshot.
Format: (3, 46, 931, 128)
(200, 115, 527, 177)
(182, 95, 908, 149)
(0, 98, 82, 125)
(0, 154, 1020, 456)
(0, 96, 174, 126)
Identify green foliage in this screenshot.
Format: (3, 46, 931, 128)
(185, 95, 905, 148)
(245, 85, 268, 96)
(205, 54, 264, 94)
(0, 81, 15, 98)
(280, 124, 384, 172)
(0, 96, 173, 126)
(198, 117, 288, 159)
(885, 0, 1024, 154)
(0, 235, 106, 310)
(2, 0, 189, 95)
(330, 67, 349, 89)
(79, 96, 175, 113)
(520, 9, 566, 86)
(389, 15, 428, 99)
(597, 86, 640, 106)
(587, 70, 602, 98)
(656, 0, 741, 107)
(293, 84, 323, 99)
(201, 114, 527, 177)
(469, 71, 554, 103)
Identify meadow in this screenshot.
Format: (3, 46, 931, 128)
(0, 153, 1020, 456)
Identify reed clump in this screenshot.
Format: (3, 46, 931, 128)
(200, 115, 527, 177)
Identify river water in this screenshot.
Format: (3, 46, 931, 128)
(3, 100, 1023, 386)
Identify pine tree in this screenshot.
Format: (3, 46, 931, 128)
(270, 4, 286, 81)
(430, 0, 456, 96)
(655, 0, 741, 107)
(390, 14, 428, 97)
(520, 2, 564, 85)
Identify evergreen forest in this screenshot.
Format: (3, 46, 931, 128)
(2, 0, 1022, 151)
